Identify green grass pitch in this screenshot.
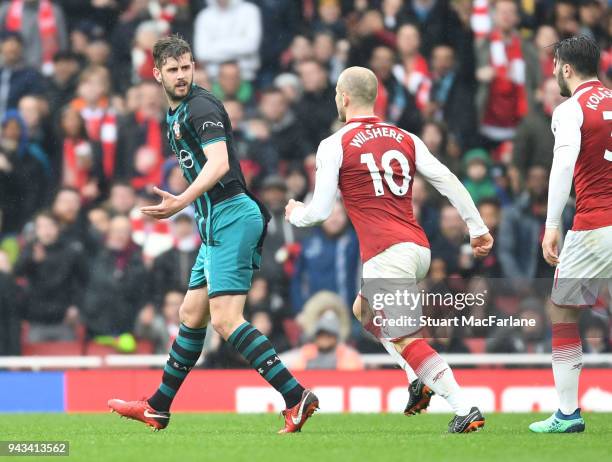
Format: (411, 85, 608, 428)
(2, 413, 611, 462)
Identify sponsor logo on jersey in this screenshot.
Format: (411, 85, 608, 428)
(178, 149, 194, 169)
(203, 121, 224, 131)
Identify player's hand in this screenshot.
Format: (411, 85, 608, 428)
(140, 186, 187, 219)
(542, 228, 560, 266)
(285, 199, 304, 222)
(470, 233, 493, 257)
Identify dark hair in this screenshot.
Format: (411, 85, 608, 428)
(477, 197, 501, 209)
(553, 35, 600, 78)
(153, 34, 192, 69)
(35, 209, 59, 225)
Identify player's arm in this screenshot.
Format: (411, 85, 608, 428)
(286, 138, 341, 226)
(141, 98, 229, 219)
(409, 133, 493, 257)
(542, 101, 582, 266)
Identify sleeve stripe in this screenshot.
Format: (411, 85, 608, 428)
(201, 137, 227, 148)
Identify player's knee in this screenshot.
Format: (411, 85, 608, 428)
(179, 302, 206, 329)
(549, 303, 580, 324)
(210, 314, 235, 339)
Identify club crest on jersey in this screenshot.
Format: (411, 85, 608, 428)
(173, 121, 182, 140)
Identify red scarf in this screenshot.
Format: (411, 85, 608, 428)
(483, 29, 528, 128)
(80, 104, 117, 179)
(5, 0, 58, 74)
(398, 54, 431, 111)
(131, 112, 163, 190)
(62, 139, 90, 192)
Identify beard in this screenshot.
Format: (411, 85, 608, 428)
(162, 75, 192, 103)
(556, 71, 571, 98)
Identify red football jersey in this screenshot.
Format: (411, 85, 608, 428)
(571, 81, 612, 230)
(551, 81, 612, 231)
(337, 116, 429, 262)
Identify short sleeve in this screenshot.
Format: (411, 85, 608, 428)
(188, 96, 228, 148)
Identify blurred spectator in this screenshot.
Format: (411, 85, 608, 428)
(58, 107, 104, 202)
(292, 293, 362, 370)
(115, 80, 169, 189)
(18, 95, 52, 157)
(258, 87, 312, 163)
(193, 0, 262, 81)
(291, 200, 359, 312)
(534, 25, 559, 79)
(430, 204, 467, 275)
(70, 65, 118, 181)
(50, 187, 85, 243)
(14, 211, 87, 342)
(581, 313, 611, 354)
(462, 148, 497, 205)
(393, 23, 431, 112)
(130, 192, 174, 264)
(473, 197, 502, 277)
(313, 0, 346, 38)
(273, 72, 303, 105)
(411, 174, 440, 237)
(45, 51, 81, 117)
(295, 59, 337, 145)
(107, 180, 137, 216)
(0, 32, 45, 116)
(498, 165, 572, 282)
(0, 110, 50, 234)
(135, 289, 182, 354)
(486, 297, 550, 353)
(475, 0, 539, 145)
(400, 0, 465, 58)
(0, 0, 68, 75)
(85, 38, 112, 68)
(552, 0, 580, 40)
(251, 0, 301, 85)
(131, 20, 163, 84)
(149, 213, 199, 306)
(82, 215, 149, 337)
(225, 100, 278, 185)
(86, 205, 111, 255)
(513, 77, 565, 178)
(281, 34, 314, 74)
(347, 9, 395, 68)
(259, 175, 308, 308)
(0, 249, 22, 355)
(420, 120, 459, 174)
(370, 44, 422, 133)
(212, 61, 254, 108)
(427, 43, 478, 148)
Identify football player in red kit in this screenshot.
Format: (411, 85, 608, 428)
(285, 67, 493, 433)
(530, 36, 612, 433)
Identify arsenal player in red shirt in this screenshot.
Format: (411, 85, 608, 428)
(285, 66, 493, 433)
(531, 36, 612, 434)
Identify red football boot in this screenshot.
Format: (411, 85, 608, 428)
(108, 398, 170, 431)
(278, 389, 319, 434)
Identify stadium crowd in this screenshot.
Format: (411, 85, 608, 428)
(0, 0, 611, 366)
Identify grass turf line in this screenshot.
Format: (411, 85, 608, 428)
(1, 413, 610, 462)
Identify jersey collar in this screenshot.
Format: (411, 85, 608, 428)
(346, 115, 381, 124)
(573, 79, 602, 95)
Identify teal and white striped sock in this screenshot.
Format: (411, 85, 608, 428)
(227, 322, 304, 408)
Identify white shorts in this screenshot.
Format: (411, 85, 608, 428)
(552, 225, 612, 306)
(360, 242, 431, 339)
(362, 242, 431, 281)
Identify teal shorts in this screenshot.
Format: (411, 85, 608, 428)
(188, 194, 265, 297)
